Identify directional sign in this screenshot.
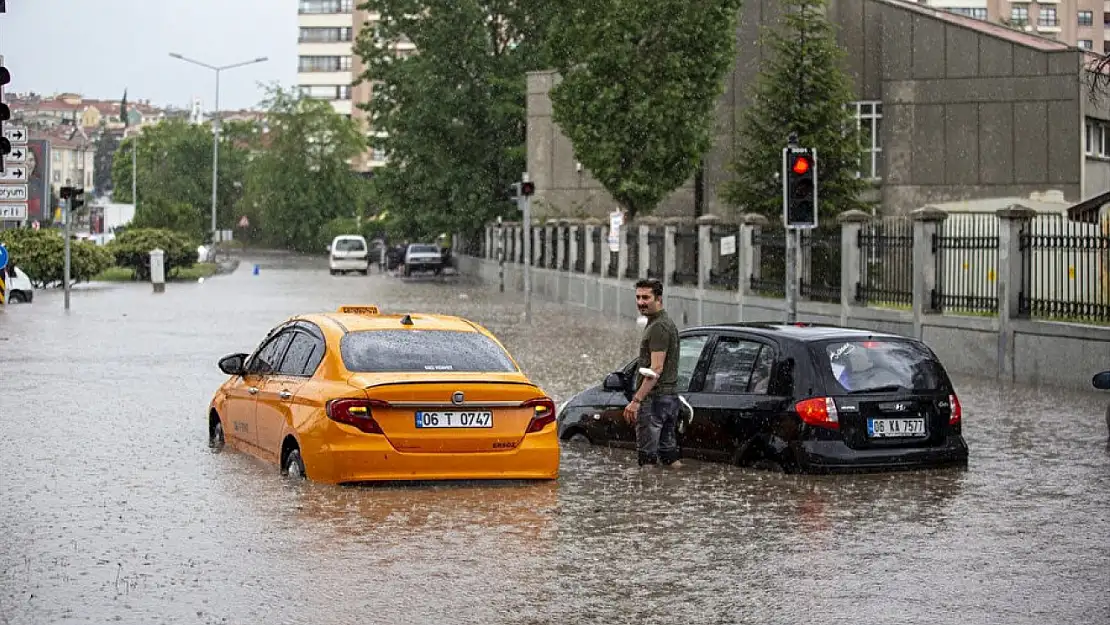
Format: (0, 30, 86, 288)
(3, 127, 27, 144)
(0, 203, 26, 220)
(0, 185, 26, 201)
(0, 166, 27, 182)
(5, 146, 26, 164)
(0, 243, 8, 271)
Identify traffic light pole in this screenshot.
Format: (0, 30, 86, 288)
(784, 227, 798, 323)
(521, 173, 533, 325)
(63, 193, 71, 311)
(497, 216, 504, 293)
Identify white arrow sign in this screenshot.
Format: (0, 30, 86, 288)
(0, 203, 28, 220)
(0, 185, 27, 201)
(3, 127, 28, 144)
(5, 147, 27, 164)
(0, 167, 27, 182)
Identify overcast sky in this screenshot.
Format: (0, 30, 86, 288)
(1, 0, 297, 110)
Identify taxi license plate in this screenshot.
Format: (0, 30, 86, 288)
(867, 418, 926, 438)
(415, 411, 493, 428)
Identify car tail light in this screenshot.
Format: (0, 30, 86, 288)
(948, 393, 962, 425)
(326, 398, 388, 434)
(794, 397, 839, 430)
(523, 397, 557, 434)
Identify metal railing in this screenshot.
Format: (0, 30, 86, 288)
(800, 226, 842, 303)
(933, 213, 999, 315)
(1019, 213, 1110, 324)
(591, 228, 602, 274)
(624, 227, 639, 279)
(751, 227, 785, 297)
(857, 218, 913, 307)
(646, 228, 665, 280)
(708, 225, 738, 290)
(672, 225, 698, 286)
(574, 226, 586, 273)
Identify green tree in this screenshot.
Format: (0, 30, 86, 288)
(355, 0, 556, 240)
(546, 0, 743, 220)
(238, 85, 367, 252)
(723, 0, 870, 219)
(106, 228, 197, 281)
(92, 122, 121, 196)
(110, 119, 251, 239)
(0, 229, 113, 287)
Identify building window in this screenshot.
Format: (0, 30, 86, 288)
(298, 56, 353, 72)
(298, 0, 352, 14)
(1011, 7, 1029, 25)
(947, 7, 987, 20)
(299, 27, 353, 43)
(850, 101, 883, 181)
(298, 85, 352, 100)
(1079, 40, 1094, 50)
(371, 147, 386, 162)
(1086, 118, 1108, 157)
(1079, 11, 1093, 27)
(1039, 8, 1058, 27)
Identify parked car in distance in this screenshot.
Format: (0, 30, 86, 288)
(556, 323, 969, 474)
(1092, 371, 1110, 390)
(328, 235, 370, 275)
(403, 243, 443, 276)
(3, 265, 33, 304)
(208, 305, 560, 484)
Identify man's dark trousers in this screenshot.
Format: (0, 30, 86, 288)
(636, 394, 680, 466)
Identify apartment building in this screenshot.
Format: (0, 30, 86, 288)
(296, 0, 415, 171)
(923, 0, 1107, 52)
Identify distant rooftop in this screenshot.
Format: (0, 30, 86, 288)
(878, 0, 1073, 52)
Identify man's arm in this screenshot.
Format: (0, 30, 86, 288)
(632, 350, 667, 402)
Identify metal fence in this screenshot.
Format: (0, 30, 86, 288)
(672, 225, 698, 286)
(1020, 213, 1110, 324)
(800, 226, 842, 303)
(751, 227, 786, 298)
(624, 227, 639, 279)
(933, 213, 999, 314)
(646, 227, 665, 280)
(590, 228, 602, 274)
(856, 218, 913, 307)
(708, 225, 739, 290)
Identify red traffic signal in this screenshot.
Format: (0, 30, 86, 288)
(521, 181, 535, 196)
(791, 156, 810, 175)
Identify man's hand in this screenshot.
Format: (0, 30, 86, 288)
(623, 399, 640, 423)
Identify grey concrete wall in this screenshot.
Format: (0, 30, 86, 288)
(456, 255, 1110, 392)
(527, 0, 1090, 221)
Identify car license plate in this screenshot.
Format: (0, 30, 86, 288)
(867, 418, 926, 438)
(415, 411, 493, 428)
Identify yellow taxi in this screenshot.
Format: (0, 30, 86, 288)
(207, 305, 560, 484)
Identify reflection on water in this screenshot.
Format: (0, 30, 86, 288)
(0, 257, 1106, 625)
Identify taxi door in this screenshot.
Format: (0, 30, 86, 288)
(255, 328, 322, 462)
(233, 329, 295, 453)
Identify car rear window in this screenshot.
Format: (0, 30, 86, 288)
(335, 238, 366, 251)
(815, 339, 948, 394)
(410, 245, 439, 254)
(340, 330, 518, 373)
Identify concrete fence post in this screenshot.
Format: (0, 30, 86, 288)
(696, 214, 720, 324)
(584, 220, 598, 275)
(617, 217, 630, 281)
(996, 204, 1036, 381)
(911, 206, 948, 339)
(837, 209, 872, 327)
(638, 221, 652, 280)
(556, 220, 567, 272)
(544, 220, 556, 269)
(738, 213, 768, 296)
(663, 218, 680, 289)
(150, 248, 166, 294)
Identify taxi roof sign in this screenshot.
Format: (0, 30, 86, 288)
(337, 305, 380, 315)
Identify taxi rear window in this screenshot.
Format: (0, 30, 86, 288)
(814, 338, 948, 394)
(340, 330, 518, 373)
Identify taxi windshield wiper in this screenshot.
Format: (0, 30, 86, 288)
(847, 384, 909, 394)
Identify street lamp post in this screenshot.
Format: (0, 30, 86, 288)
(168, 52, 267, 248)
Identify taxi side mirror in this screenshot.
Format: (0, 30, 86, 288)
(219, 353, 248, 376)
(1093, 370, 1110, 390)
(603, 372, 625, 391)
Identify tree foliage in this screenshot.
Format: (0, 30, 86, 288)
(92, 122, 121, 196)
(547, 0, 743, 220)
(106, 228, 197, 281)
(237, 85, 368, 252)
(0, 229, 113, 287)
(110, 118, 252, 241)
(355, 0, 556, 240)
(724, 0, 870, 219)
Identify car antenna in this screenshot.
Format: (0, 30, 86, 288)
(401, 314, 414, 326)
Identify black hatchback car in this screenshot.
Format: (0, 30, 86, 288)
(556, 323, 969, 473)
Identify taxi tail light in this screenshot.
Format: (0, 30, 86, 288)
(949, 393, 962, 425)
(794, 397, 839, 430)
(523, 397, 557, 434)
(326, 398, 388, 434)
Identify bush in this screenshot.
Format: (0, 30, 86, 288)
(0, 228, 114, 287)
(107, 228, 197, 281)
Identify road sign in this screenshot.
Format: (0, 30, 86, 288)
(608, 210, 622, 253)
(0, 243, 8, 270)
(0, 203, 26, 220)
(0, 185, 26, 201)
(3, 127, 27, 144)
(5, 146, 25, 164)
(0, 166, 27, 182)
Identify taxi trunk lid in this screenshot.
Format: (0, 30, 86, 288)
(348, 374, 549, 453)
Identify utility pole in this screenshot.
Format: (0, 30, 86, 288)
(497, 215, 504, 293)
(784, 134, 798, 324)
(515, 173, 535, 324)
(59, 184, 84, 311)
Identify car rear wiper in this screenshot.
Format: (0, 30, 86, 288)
(847, 385, 909, 394)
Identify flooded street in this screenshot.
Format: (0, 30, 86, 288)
(1, 253, 1107, 625)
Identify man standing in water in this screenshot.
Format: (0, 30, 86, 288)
(623, 278, 682, 468)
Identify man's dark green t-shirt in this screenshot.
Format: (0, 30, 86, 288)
(638, 309, 680, 396)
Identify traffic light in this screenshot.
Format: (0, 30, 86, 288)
(0, 62, 10, 158)
(783, 148, 817, 228)
(520, 181, 535, 197)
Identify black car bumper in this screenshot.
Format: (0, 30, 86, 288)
(794, 435, 969, 474)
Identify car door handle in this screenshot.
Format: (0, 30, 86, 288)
(279, 390, 293, 400)
(248, 387, 259, 395)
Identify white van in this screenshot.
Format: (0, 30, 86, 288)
(3, 265, 33, 304)
(327, 235, 370, 275)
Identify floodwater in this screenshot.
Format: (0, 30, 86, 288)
(1, 252, 1107, 625)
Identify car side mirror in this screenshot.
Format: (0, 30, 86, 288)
(603, 372, 625, 391)
(219, 353, 248, 376)
(1093, 371, 1110, 390)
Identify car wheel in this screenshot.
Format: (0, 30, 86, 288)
(283, 447, 306, 480)
(329, 269, 338, 276)
(8, 291, 26, 304)
(209, 414, 225, 451)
